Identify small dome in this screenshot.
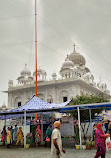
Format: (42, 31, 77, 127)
(85, 72, 94, 79)
(33, 67, 47, 81)
(84, 67, 90, 73)
(62, 55, 74, 69)
(33, 67, 47, 76)
(21, 64, 31, 76)
(28, 76, 34, 81)
(97, 80, 107, 89)
(52, 72, 57, 80)
(2, 102, 6, 109)
(68, 44, 86, 66)
(38, 68, 46, 73)
(52, 72, 57, 77)
(17, 76, 25, 80)
(83, 72, 94, 79)
(85, 72, 92, 78)
(28, 76, 33, 80)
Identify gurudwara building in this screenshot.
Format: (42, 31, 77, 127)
(5, 44, 110, 108)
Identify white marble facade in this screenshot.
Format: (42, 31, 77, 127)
(5, 44, 110, 108)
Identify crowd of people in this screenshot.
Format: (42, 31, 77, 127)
(0, 124, 52, 149)
(0, 121, 65, 158)
(1, 125, 24, 148)
(1, 120, 111, 158)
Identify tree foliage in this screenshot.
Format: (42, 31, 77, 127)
(68, 95, 109, 122)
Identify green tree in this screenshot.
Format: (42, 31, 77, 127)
(67, 95, 110, 142)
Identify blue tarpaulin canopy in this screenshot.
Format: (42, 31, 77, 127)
(0, 95, 71, 119)
(10, 95, 71, 111)
(0, 98, 111, 119)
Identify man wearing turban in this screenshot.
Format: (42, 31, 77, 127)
(51, 121, 66, 158)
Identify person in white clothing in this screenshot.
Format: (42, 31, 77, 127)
(51, 121, 66, 158)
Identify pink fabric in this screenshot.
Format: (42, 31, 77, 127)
(1, 130, 6, 142)
(37, 125, 40, 130)
(94, 124, 106, 157)
(35, 125, 41, 142)
(97, 123, 104, 135)
(1, 135, 4, 142)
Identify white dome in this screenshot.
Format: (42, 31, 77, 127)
(52, 72, 57, 80)
(68, 44, 86, 66)
(17, 76, 25, 81)
(84, 67, 90, 73)
(62, 55, 74, 69)
(33, 67, 47, 81)
(52, 72, 57, 77)
(97, 81, 107, 89)
(83, 72, 94, 81)
(85, 72, 92, 78)
(21, 64, 31, 76)
(33, 67, 47, 76)
(2, 102, 6, 109)
(28, 76, 34, 81)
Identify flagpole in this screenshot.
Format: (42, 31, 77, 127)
(35, 0, 38, 126)
(35, 0, 37, 96)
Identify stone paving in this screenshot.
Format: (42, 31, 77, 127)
(0, 146, 111, 158)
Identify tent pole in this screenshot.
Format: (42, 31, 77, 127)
(77, 107, 82, 149)
(21, 117, 22, 125)
(89, 109, 93, 140)
(41, 113, 43, 144)
(24, 111, 26, 148)
(5, 115, 6, 127)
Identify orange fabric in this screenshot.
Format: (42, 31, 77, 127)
(46, 137, 50, 142)
(54, 121, 61, 128)
(35, 114, 37, 121)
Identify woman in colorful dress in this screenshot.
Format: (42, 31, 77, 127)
(94, 123, 110, 158)
(1, 126, 6, 145)
(13, 124, 18, 143)
(16, 127, 24, 146)
(44, 125, 52, 147)
(10, 126, 14, 143)
(7, 127, 12, 148)
(35, 125, 41, 147)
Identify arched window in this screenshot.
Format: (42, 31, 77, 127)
(60, 90, 68, 102)
(47, 95, 53, 103)
(14, 97, 22, 108)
